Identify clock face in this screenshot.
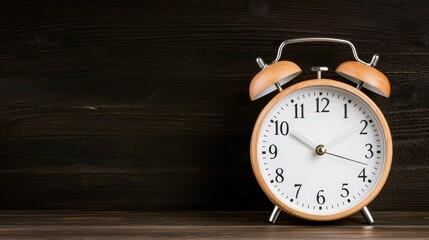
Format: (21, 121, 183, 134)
(252, 81, 391, 219)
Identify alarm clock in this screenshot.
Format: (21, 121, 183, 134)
(249, 38, 392, 224)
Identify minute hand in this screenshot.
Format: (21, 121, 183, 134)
(325, 123, 362, 150)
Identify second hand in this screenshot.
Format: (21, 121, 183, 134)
(315, 145, 368, 166)
(324, 151, 368, 166)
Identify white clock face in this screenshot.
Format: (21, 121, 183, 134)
(255, 85, 387, 216)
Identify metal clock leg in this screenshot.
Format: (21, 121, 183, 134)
(269, 205, 282, 224)
(360, 206, 374, 225)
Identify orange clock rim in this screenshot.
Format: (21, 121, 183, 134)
(250, 79, 393, 221)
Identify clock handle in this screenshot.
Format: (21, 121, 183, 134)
(269, 205, 282, 224)
(360, 206, 375, 225)
(259, 37, 374, 67)
(255, 38, 389, 97)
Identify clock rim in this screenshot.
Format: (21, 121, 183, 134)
(250, 79, 393, 221)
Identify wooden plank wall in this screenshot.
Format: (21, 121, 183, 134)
(0, 0, 427, 211)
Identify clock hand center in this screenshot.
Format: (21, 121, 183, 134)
(315, 144, 326, 155)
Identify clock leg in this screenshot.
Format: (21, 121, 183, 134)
(269, 205, 282, 224)
(360, 206, 374, 225)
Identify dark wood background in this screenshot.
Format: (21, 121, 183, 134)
(0, 0, 427, 211)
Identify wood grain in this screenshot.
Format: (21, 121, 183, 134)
(0, 211, 427, 239)
(0, 0, 427, 211)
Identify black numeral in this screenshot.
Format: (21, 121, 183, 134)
(269, 144, 277, 159)
(360, 120, 368, 134)
(341, 183, 349, 198)
(294, 184, 302, 199)
(343, 103, 348, 118)
(365, 143, 373, 159)
(294, 103, 304, 118)
(358, 168, 367, 182)
(317, 190, 325, 204)
(316, 97, 330, 113)
(275, 168, 284, 183)
(274, 120, 289, 136)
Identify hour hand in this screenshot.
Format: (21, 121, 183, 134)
(290, 130, 317, 150)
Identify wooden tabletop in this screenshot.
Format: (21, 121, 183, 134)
(0, 211, 427, 239)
